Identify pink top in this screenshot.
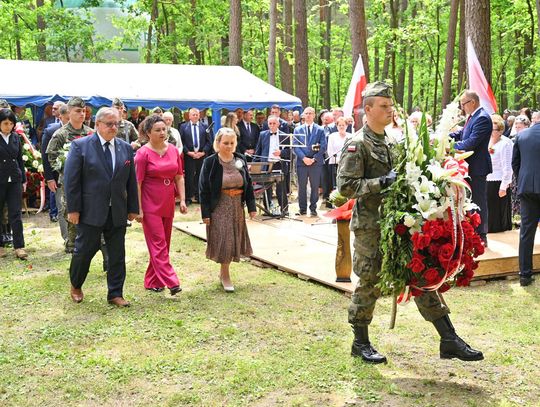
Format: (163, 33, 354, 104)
(135, 144, 184, 217)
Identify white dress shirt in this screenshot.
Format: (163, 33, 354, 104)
(268, 132, 280, 162)
(326, 132, 349, 164)
(97, 133, 116, 172)
(487, 135, 513, 190)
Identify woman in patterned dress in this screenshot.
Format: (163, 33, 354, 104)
(199, 127, 257, 292)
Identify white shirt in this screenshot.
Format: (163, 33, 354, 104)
(268, 132, 280, 162)
(97, 133, 116, 172)
(191, 121, 199, 152)
(487, 135, 513, 190)
(1, 132, 12, 182)
(327, 132, 349, 164)
(169, 127, 183, 151)
(244, 121, 252, 133)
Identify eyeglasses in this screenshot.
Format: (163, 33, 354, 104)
(101, 121, 120, 128)
(460, 100, 473, 108)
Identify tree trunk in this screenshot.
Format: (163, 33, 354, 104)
(536, 0, 540, 41)
(407, 50, 414, 113)
(319, 0, 331, 108)
(145, 0, 158, 63)
(189, 0, 203, 64)
(268, 0, 278, 85)
(465, 0, 491, 85)
(229, 0, 242, 66)
(13, 12, 22, 60)
(374, 45, 380, 81)
(498, 31, 507, 110)
(457, 0, 466, 91)
(441, 0, 459, 108)
(348, 0, 369, 81)
(279, 0, 294, 94)
(395, 0, 408, 105)
(432, 5, 441, 120)
(514, 30, 523, 107)
(294, 0, 309, 106)
(36, 0, 47, 61)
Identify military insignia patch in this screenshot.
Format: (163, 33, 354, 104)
(347, 145, 357, 152)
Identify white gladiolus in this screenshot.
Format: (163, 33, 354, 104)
(22, 155, 28, 161)
(403, 214, 416, 228)
(23, 143, 31, 150)
(32, 160, 39, 168)
(34, 151, 41, 159)
(38, 164, 44, 173)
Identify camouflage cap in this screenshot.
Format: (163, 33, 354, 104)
(0, 99, 10, 108)
(67, 97, 86, 108)
(362, 81, 393, 99)
(112, 98, 125, 108)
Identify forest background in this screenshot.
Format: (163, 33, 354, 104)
(1, 0, 539, 121)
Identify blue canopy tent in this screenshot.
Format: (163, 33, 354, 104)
(0, 59, 302, 134)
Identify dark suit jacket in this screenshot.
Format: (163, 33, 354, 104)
(0, 132, 26, 184)
(512, 123, 540, 196)
(237, 120, 260, 154)
(179, 121, 211, 155)
(64, 134, 139, 228)
(262, 118, 293, 134)
(450, 107, 492, 176)
(41, 122, 62, 182)
(293, 123, 327, 167)
(198, 152, 256, 219)
(254, 130, 290, 173)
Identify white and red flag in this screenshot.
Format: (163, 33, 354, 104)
(343, 54, 367, 118)
(467, 37, 498, 114)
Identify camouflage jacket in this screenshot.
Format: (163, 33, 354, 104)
(336, 125, 393, 231)
(46, 122, 93, 183)
(117, 120, 138, 143)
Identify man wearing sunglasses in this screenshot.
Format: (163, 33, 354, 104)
(64, 107, 139, 307)
(451, 90, 492, 247)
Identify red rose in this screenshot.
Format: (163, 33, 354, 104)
(438, 283, 451, 293)
(428, 243, 440, 258)
(445, 259, 460, 272)
(469, 212, 481, 228)
(423, 267, 442, 285)
(412, 232, 431, 250)
(456, 276, 471, 287)
(438, 243, 455, 265)
(464, 268, 474, 279)
(395, 223, 408, 236)
(407, 252, 426, 273)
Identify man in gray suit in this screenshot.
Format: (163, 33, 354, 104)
(512, 119, 540, 286)
(64, 107, 139, 306)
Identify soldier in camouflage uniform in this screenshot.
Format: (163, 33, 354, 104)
(337, 82, 483, 363)
(112, 98, 139, 148)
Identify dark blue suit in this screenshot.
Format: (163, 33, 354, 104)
(179, 121, 210, 201)
(64, 133, 139, 300)
(237, 120, 260, 160)
(512, 122, 540, 279)
(0, 131, 26, 249)
(41, 122, 62, 219)
(254, 130, 290, 213)
(451, 107, 492, 239)
(294, 123, 327, 213)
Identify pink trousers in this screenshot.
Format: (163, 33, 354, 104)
(142, 213, 180, 289)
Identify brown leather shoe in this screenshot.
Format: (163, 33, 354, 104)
(108, 297, 130, 307)
(70, 286, 84, 303)
(14, 248, 28, 260)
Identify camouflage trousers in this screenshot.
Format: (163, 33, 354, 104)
(58, 185, 76, 251)
(349, 229, 450, 327)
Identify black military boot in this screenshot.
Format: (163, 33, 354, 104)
(351, 325, 387, 364)
(433, 316, 484, 361)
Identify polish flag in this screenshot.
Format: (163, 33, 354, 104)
(343, 54, 367, 118)
(467, 37, 498, 114)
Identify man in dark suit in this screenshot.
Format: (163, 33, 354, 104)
(254, 115, 290, 215)
(293, 107, 327, 217)
(450, 90, 492, 246)
(179, 107, 210, 204)
(262, 105, 294, 134)
(64, 107, 139, 306)
(512, 120, 540, 287)
(237, 109, 260, 160)
(41, 103, 68, 223)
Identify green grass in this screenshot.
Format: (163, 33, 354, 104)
(0, 210, 539, 406)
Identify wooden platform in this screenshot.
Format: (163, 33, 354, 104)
(174, 217, 540, 294)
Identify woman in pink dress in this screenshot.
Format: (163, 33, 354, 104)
(135, 115, 188, 295)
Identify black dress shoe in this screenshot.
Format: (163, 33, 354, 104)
(295, 211, 307, 216)
(520, 275, 534, 286)
(310, 210, 318, 217)
(170, 286, 182, 296)
(146, 287, 165, 292)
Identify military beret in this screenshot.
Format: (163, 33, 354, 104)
(0, 99, 10, 108)
(67, 97, 86, 108)
(362, 81, 393, 98)
(112, 98, 125, 108)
